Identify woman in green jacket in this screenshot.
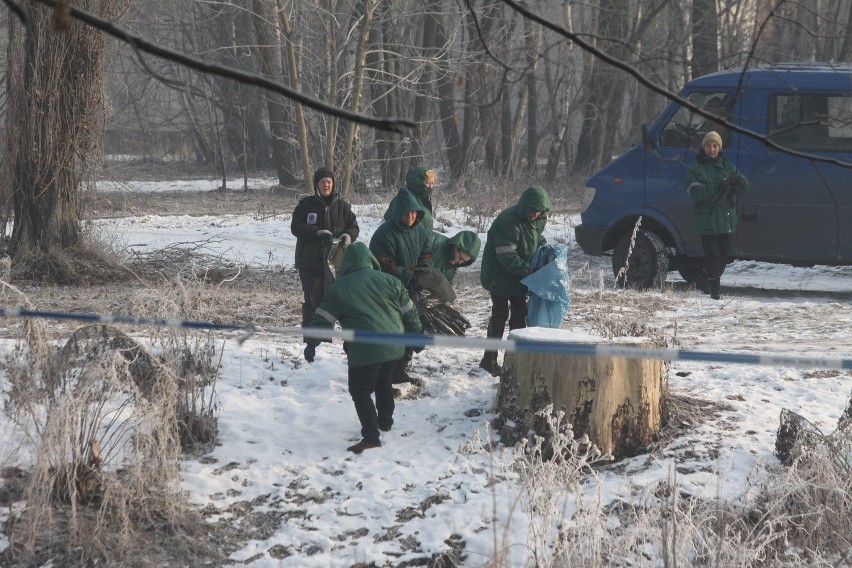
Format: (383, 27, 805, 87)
(305, 242, 423, 454)
(685, 131, 749, 299)
(478, 186, 551, 375)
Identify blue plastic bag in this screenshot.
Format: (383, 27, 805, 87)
(521, 244, 571, 328)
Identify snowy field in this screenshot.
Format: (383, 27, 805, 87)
(2, 176, 851, 565)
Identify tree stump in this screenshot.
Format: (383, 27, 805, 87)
(493, 328, 665, 460)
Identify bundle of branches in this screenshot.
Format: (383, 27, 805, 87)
(418, 302, 470, 336)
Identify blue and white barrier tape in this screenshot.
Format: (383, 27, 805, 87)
(1, 306, 850, 371)
(269, 326, 852, 371)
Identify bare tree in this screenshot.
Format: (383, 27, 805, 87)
(3, 0, 130, 267)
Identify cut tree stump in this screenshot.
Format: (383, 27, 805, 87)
(493, 329, 665, 460)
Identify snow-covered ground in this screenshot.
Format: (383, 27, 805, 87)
(2, 179, 851, 565)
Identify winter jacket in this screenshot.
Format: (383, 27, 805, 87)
(429, 230, 481, 284)
(369, 187, 433, 286)
(383, 166, 434, 231)
(307, 242, 422, 367)
(291, 184, 359, 271)
(685, 150, 749, 235)
(480, 186, 551, 297)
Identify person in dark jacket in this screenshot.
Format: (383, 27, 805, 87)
(291, 167, 359, 327)
(685, 131, 749, 300)
(478, 186, 551, 375)
(430, 230, 481, 286)
(304, 242, 423, 454)
(384, 166, 437, 232)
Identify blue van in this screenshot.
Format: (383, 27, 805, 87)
(574, 63, 852, 288)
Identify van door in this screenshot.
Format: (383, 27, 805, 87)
(651, 90, 737, 257)
(738, 93, 841, 263)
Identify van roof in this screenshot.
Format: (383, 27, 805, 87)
(688, 62, 852, 90)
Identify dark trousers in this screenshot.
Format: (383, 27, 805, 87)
(482, 292, 527, 364)
(348, 359, 398, 444)
(298, 267, 325, 326)
(700, 234, 733, 280)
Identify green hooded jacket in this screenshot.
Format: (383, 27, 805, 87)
(307, 242, 422, 367)
(480, 186, 551, 297)
(383, 166, 434, 231)
(685, 150, 749, 235)
(429, 230, 481, 284)
(369, 187, 433, 286)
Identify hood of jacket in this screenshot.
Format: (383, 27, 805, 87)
(515, 186, 552, 219)
(387, 187, 425, 229)
(447, 230, 481, 266)
(339, 242, 381, 276)
(405, 166, 433, 196)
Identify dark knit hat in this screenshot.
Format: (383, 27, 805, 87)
(313, 167, 335, 192)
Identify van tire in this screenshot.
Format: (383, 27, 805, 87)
(612, 230, 669, 289)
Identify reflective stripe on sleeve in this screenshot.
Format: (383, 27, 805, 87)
(495, 245, 517, 254)
(315, 307, 338, 324)
(400, 300, 415, 314)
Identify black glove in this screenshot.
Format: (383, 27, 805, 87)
(407, 272, 422, 293)
(316, 229, 333, 240)
(304, 345, 315, 363)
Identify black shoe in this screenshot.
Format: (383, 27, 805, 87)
(392, 370, 416, 384)
(347, 440, 381, 454)
(478, 356, 501, 376)
(709, 278, 721, 300)
(378, 423, 392, 432)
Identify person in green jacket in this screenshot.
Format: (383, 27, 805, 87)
(429, 230, 481, 285)
(478, 186, 551, 375)
(685, 131, 749, 300)
(384, 166, 437, 232)
(370, 187, 433, 288)
(304, 242, 423, 454)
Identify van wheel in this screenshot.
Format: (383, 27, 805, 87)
(612, 230, 670, 289)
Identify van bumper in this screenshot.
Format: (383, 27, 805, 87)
(574, 224, 607, 256)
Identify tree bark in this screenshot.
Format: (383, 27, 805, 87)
(691, 0, 719, 79)
(4, 1, 127, 257)
(494, 338, 664, 459)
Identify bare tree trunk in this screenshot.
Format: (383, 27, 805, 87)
(276, 0, 312, 192)
(250, 0, 297, 186)
(427, 3, 464, 179)
(691, 0, 719, 78)
(340, 0, 379, 199)
(573, 0, 629, 173)
(4, 0, 128, 259)
(524, 3, 541, 173)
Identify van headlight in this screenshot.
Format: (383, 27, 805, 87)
(581, 187, 596, 213)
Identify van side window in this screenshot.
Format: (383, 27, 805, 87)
(660, 91, 732, 148)
(768, 94, 852, 151)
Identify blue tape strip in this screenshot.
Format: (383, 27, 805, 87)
(1, 306, 850, 371)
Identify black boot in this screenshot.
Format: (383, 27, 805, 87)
(478, 352, 501, 376)
(709, 278, 721, 300)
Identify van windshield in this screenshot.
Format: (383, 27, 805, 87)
(659, 91, 732, 149)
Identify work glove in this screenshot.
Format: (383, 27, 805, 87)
(407, 272, 422, 293)
(316, 229, 333, 240)
(339, 233, 352, 248)
(304, 344, 316, 363)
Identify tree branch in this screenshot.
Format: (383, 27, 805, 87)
(1, 0, 415, 134)
(501, 0, 852, 168)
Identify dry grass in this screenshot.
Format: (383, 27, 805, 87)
(0, 266, 240, 565)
